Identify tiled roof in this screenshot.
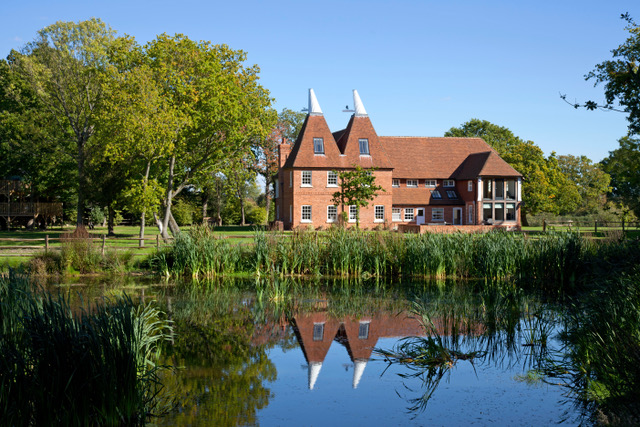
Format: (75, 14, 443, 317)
(379, 137, 521, 179)
(392, 187, 465, 205)
(334, 115, 393, 169)
(282, 114, 343, 169)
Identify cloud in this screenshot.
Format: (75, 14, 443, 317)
(13, 36, 22, 42)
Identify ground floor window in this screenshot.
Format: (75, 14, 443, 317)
(301, 205, 312, 222)
(327, 205, 337, 223)
(374, 205, 385, 222)
(404, 208, 414, 221)
(392, 208, 401, 221)
(431, 208, 444, 221)
(289, 205, 292, 222)
(506, 203, 516, 221)
(349, 205, 357, 222)
(468, 205, 473, 224)
(483, 203, 493, 222)
(495, 202, 504, 221)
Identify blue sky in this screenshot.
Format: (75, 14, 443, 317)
(2, 0, 639, 162)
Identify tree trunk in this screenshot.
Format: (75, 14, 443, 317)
(107, 205, 115, 236)
(240, 196, 246, 226)
(161, 156, 176, 239)
(168, 210, 180, 235)
(76, 142, 86, 227)
(139, 211, 146, 248)
(153, 212, 163, 235)
(521, 209, 530, 227)
(201, 191, 209, 224)
(264, 176, 271, 224)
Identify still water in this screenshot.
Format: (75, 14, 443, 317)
(54, 276, 580, 426)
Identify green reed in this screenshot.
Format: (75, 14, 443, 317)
(0, 271, 172, 426)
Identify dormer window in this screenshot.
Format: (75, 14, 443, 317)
(444, 180, 455, 187)
(425, 180, 437, 188)
(407, 180, 418, 188)
(314, 138, 324, 154)
(359, 138, 370, 155)
(392, 179, 399, 187)
(431, 190, 442, 199)
(446, 190, 458, 199)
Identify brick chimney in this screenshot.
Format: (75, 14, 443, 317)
(279, 138, 291, 168)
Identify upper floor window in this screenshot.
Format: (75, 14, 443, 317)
(446, 190, 458, 199)
(301, 170, 312, 187)
(359, 138, 370, 155)
(425, 180, 437, 187)
(506, 180, 516, 200)
(468, 180, 473, 192)
(392, 179, 400, 188)
(327, 171, 338, 187)
(483, 179, 493, 199)
(313, 138, 324, 154)
(443, 179, 455, 187)
(431, 190, 442, 199)
(495, 179, 504, 199)
(407, 180, 418, 188)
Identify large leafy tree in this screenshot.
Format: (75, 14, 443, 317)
(601, 136, 640, 216)
(331, 166, 384, 229)
(557, 154, 612, 214)
(255, 108, 306, 222)
(12, 18, 116, 227)
(144, 34, 276, 238)
(445, 119, 581, 224)
(562, 14, 640, 135)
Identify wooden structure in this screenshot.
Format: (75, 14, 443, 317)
(0, 179, 63, 229)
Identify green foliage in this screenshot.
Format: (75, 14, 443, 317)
(171, 198, 196, 226)
(445, 119, 583, 220)
(331, 165, 385, 228)
(0, 272, 172, 425)
(558, 154, 611, 214)
(601, 135, 640, 217)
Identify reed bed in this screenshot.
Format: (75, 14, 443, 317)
(0, 271, 172, 426)
(152, 227, 604, 290)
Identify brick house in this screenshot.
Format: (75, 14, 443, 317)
(274, 89, 522, 230)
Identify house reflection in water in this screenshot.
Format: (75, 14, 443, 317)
(291, 311, 425, 390)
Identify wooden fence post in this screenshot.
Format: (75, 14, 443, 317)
(45, 235, 49, 253)
(102, 234, 106, 256)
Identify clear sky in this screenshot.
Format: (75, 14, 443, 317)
(2, 0, 639, 162)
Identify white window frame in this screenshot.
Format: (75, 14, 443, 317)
(327, 170, 338, 187)
(313, 323, 324, 341)
(289, 171, 292, 188)
(313, 137, 324, 154)
(392, 179, 400, 188)
(444, 179, 455, 187)
(407, 180, 418, 188)
(349, 205, 358, 222)
(301, 170, 312, 187)
(359, 138, 370, 155)
(404, 208, 415, 221)
(374, 205, 385, 222)
(431, 208, 444, 222)
(392, 208, 401, 222)
(274, 179, 279, 198)
(301, 205, 312, 223)
(468, 180, 473, 192)
(327, 205, 337, 223)
(468, 204, 474, 224)
(430, 190, 442, 199)
(425, 180, 437, 188)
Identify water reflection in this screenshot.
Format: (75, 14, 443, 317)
(47, 276, 581, 425)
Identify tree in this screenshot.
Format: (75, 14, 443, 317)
(144, 34, 276, 238)
(601, 136, 640, 216)
(13, 19, 116, 227)
(558, 154, 612, 214)
(255, 108, 306, 223)
(561, 14, 640, 135)
(331, 166, 384, 228)
(445, 119, 581, 224)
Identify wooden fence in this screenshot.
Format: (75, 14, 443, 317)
(542, 219, 640, 233)
(0, 235, 173, 258)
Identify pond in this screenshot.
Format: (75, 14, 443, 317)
(52, 276, 582, 426)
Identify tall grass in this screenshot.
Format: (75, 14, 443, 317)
(0, 271, 172, 425)
(153, 228, 605, 291)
